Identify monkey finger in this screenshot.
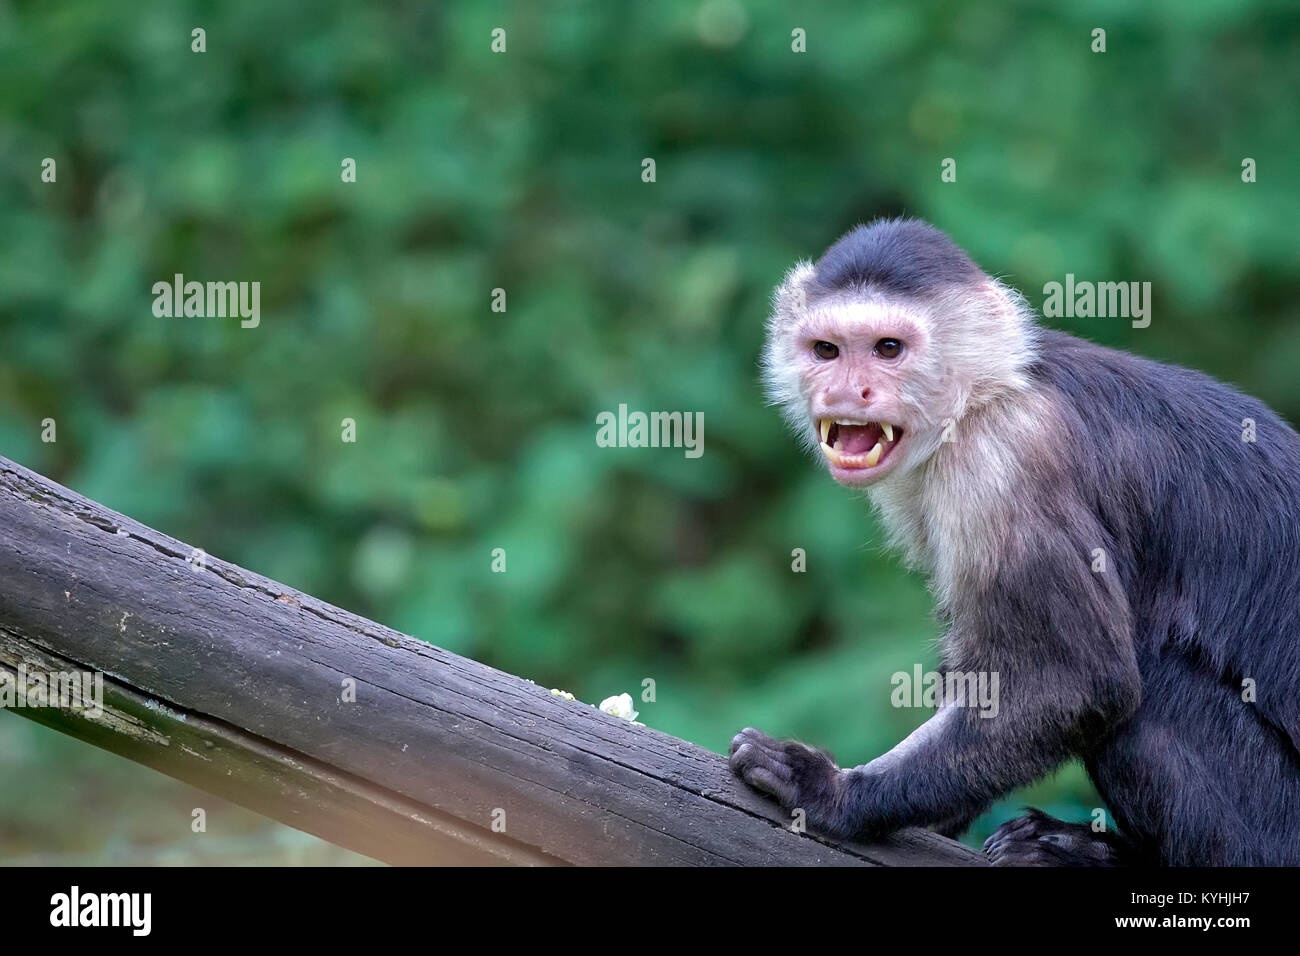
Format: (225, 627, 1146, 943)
(729, 742, 795, 782)
(983, 813, 1041, 852)
(740, 766, 797, 807)
(984, 830, 1020, 856)
(986, 844, 1031, 867)
(746, 728, 788, 756)
(729, 726, 782, 757)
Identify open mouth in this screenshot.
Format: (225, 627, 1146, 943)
(816, 419, 903, 471)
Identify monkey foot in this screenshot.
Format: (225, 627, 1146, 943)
(984, 809, 1126, 866)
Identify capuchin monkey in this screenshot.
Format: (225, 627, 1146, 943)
(730, 218, 1300, 866)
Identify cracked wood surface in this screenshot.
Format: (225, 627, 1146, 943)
(0, 455, 985, 866)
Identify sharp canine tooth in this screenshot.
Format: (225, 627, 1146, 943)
(864, 442, 883, 467)
(820, 441, 842, 466)
(819, 419, 830, 443)
(882, 423, 894, 442)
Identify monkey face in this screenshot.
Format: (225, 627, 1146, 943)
(767, 293, 942, 487)
(800, 308, 929, 486)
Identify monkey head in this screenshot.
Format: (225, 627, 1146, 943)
(762, 219, 1039, 487)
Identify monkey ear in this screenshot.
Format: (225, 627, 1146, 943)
(961, 276, 1040, 394)
(772, 260, 816, 323)
(977, 276, 1033, 325)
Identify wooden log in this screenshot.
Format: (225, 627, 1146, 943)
(0, 455, 985, 866)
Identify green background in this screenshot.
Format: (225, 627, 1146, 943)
(2, 0, 1298, 863)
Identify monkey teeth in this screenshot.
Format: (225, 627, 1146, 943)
(819, 441, 884, 468)
(815, 418, 900, 470)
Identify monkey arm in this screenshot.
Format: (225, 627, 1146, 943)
(731, 514, 1142, 841)
(838, 690, 1109, 839)
(730, 697, 1113, 843)
(841, 555, 1141, 836)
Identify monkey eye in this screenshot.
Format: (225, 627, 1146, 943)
(812, 341, 839, 360)
(874, 338, 903, 360)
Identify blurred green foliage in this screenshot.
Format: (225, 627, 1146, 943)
(1, 0, 1298, 861)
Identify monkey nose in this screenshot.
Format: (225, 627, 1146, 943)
(860, 386, 871, 401)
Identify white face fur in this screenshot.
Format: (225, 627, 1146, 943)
(762, 259, 1050, 609)
(762, 261, 1040, 491)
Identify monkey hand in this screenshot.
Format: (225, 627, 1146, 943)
(728, 727, 856, 839)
